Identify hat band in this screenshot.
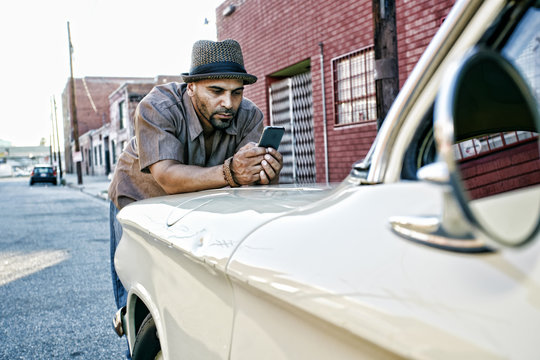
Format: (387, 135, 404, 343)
(190, 61, 247, 76)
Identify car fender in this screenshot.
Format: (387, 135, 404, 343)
(115, 185, 333, 358)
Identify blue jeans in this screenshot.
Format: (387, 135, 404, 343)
(109, 201, 128, 310)
(110, 202, 131, 359)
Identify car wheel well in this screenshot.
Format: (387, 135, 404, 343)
(133, 296, 151, 337)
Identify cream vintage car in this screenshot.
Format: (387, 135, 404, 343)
(113, 0, 540, 358)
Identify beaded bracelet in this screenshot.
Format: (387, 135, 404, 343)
(223, 157, 240, 187)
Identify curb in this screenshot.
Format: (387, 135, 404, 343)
(66, 183, 109, 202)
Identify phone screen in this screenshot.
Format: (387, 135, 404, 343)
(258, 126, 285, 150)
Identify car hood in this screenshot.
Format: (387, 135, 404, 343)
(117, 184, 336, 272)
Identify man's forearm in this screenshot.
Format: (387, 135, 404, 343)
(150, 160, 227, 194)
(149, 144, 282, 194)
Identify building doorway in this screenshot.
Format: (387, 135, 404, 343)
(104, 136, 111, 175)
(269, 70, 316, 184)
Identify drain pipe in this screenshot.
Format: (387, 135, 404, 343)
(319, 42, 329, 184)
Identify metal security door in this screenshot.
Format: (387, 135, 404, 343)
(269, 72, 316, 184)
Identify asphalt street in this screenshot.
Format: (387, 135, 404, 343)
(0, 177, 126, 359)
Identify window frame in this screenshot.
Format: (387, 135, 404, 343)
(331, 45, 377, 127)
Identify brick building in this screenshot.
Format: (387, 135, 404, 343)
(106, 82, 156, 173)
(62, 76, 153, 173)
(216, 0, 455, 183)
(71, 76, 182, 177)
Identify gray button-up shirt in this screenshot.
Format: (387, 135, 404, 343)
(109, 82, 263, 209)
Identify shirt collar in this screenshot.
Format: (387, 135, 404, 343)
(182, 88, 204, 142)
(181, 86, 240, 142)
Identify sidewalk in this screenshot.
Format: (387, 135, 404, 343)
(63, 173, 110, 201)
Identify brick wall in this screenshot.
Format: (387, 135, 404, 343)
(62, 77, 133, 172)
(460, 140, 540, 199)
(217, 0, 454, 182)
(72, 78, 126, 135)
(396, 0, 455, 86)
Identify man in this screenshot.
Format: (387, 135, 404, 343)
(108, 39, 283, 312)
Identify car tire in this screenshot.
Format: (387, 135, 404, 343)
(132, 313, 161, 360)
(29, 181, 34, 186)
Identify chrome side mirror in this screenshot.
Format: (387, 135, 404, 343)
(434, 48, 540, 247)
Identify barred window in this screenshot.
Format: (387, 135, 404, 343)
(454, 131, 537, 160)
(333, 47, 376, 125)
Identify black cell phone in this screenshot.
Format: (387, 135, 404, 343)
(258, 126, 285, 150)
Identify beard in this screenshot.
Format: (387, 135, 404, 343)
(190, 89, 239, 130)
(209, 108, 236, 130)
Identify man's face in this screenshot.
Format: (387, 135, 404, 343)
(187, 79, 244, 130)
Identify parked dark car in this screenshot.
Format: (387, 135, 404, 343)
(29, 164, 57, 186)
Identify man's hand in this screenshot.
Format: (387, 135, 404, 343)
(230, 142, 283, 185)
(258, 147, 283, 184)
(230, 142, 267, 185)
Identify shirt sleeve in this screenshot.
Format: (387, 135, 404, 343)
(236, 101, 264, 151)
(136, 93, 186, 173)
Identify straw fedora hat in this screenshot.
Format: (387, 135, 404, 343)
(181, 39, 257, 84)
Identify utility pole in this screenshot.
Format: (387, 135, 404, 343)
(67, 21, 83, 185)
(372, 0, 399, 130)
(52, 96, 63, 182)
(50, 101, 57, 164)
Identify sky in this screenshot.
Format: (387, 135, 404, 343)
(0, 0, 223, 147)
